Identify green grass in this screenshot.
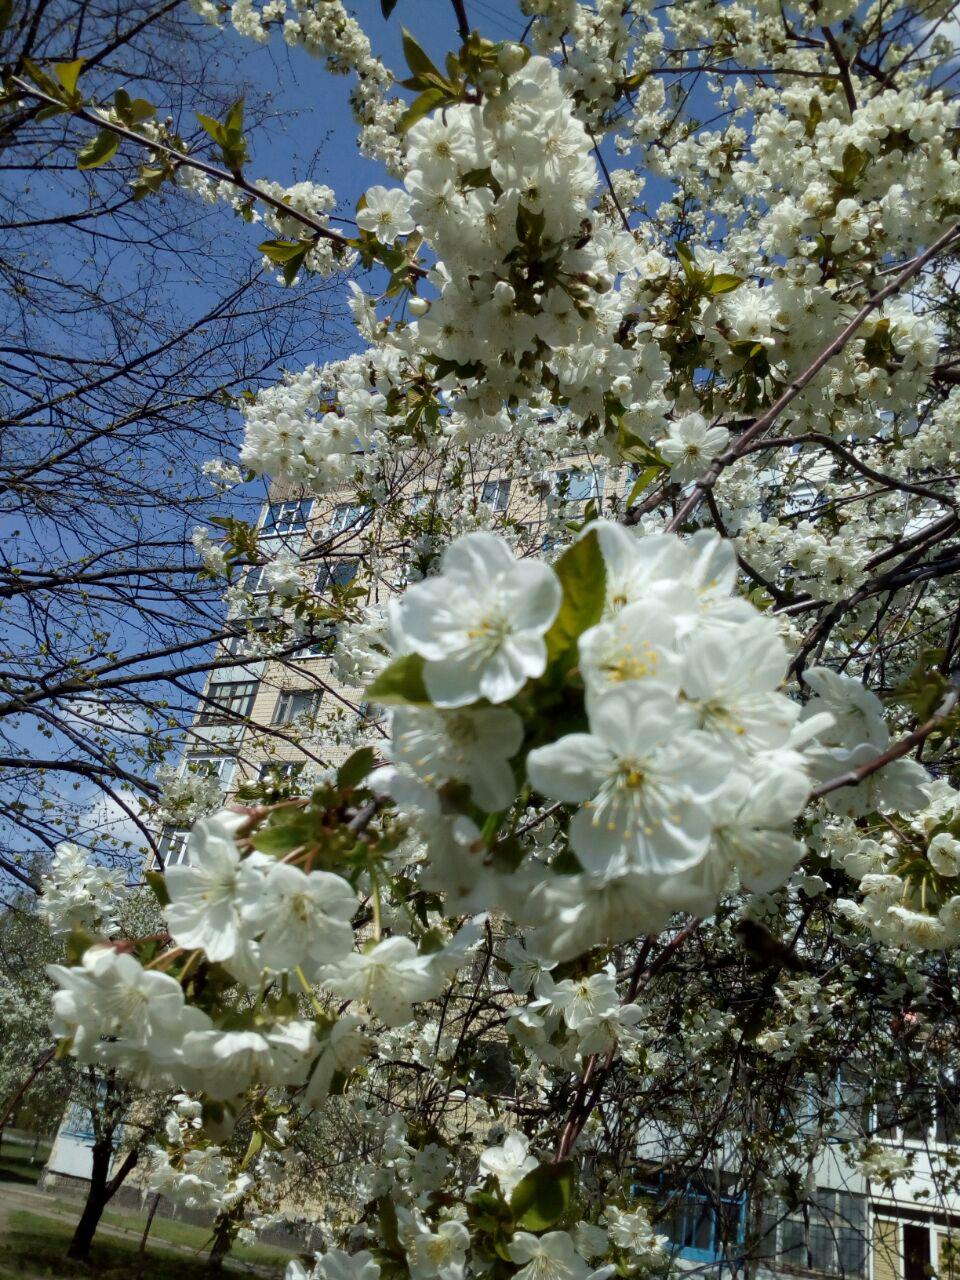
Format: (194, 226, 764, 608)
(0, 1210, 242, 1279)
(98, 1205, 298, 1267)
(0, 1206, 300, 1278)
(0, 1148, 47, 1186)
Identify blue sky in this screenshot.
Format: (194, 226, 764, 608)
(216, 0, 529, 254)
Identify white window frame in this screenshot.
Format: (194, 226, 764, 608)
(480, 478, 511, 511)
(314, 559, 358, 592)
(196, 680, 258, 724)
(273, 689, 323, 725)
(262, 499, 312, 537)
(330, 502, 372, 533)
(552, 467, 603, 504)
(185, 754, 237, 790)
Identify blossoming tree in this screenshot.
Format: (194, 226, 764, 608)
(9, 0, 960, 1274)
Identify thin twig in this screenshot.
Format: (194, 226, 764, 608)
(666, 221, 960, 532)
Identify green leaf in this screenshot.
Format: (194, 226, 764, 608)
(841, 142, 867, 184)
(258, 238, 310, 285)
(77, 130, 119, 170)
(675, 240, 698, 283)
(338, 746, 376, 790)
(380, 0, 400, 15)
(127, 97, 156, 124)
(225, 97, 244, 135)
(510, 1161, 574, 1231)
(398, 86, 447, 133)
(52, 59, 84, 96)
(241, 1129, 264, 1170)
(625, 464, 663, 507)
(708, 272, 743, 295)
(544, 530, 607, 668)
(145, 869, 170, 906)
(131, 164, 167, 200)
(259, 238, 306, 261)
(251, 813, 312, 857)
(401, 27, 444, 84)
(22, 57, 60, 97)
(65, 927, 98, 967)
(367, 652, 432, 706)
(196, 111, 224, 144)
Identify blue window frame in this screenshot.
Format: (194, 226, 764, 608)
(637, 1175, 746, 1265)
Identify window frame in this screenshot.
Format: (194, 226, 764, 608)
(273, 689, 323, 726)
(184, 753, 237, 790)
(330, 501, 372, 533)
(480, 478, 512, 511)
(314, 559, 359, 593)
(262, 499, 312, 537)
(196, 679, 258, 724)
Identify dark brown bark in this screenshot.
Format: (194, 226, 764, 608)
(66, 1143, 139, 1262)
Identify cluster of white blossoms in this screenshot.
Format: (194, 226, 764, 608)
(372, 522, 845, 960)
(39, 842, 126, 937)
(284, 1118, 669, 1280)
(823, 777, 960, 950)
(152, 762, 223, 831)
(45, 809, 485, 1097)
(148, 1095, 251, 1212)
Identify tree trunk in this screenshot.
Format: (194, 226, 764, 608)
(207, 1218, 233, 1275)
(136, 1192, 162, 1279)
(66, 1142, 138, 1262)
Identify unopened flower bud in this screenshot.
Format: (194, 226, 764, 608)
(477, 68, 502, 94)
(497, 43, 527, 75)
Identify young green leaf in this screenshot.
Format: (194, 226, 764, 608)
(52, 59, 84, 97)
(367, 652, 431, 706)
(145, 870, 170, 907)
(337, 746, 376, 790)
(398, 86, 447, 134)
(77, 130, 119, 170)
(510, 1161, 574, 1231)
(401, 27, 444, 84)
(543, 529, 607, 669)
(625, 464, 664, 507)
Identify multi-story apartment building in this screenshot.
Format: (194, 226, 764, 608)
(155, 457, 613, 863)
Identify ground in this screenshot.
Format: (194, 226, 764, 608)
(0, 1132, 301, 1278)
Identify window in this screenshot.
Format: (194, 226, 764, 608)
(157, 828, 190, 867)
(293, 624, 339, 659)
(480, 478, 511, 511)
(641, 1178, 746, 1265)
(242, 564, 269, 595)
(196, 680, 257, 723)
(273, 690, 323, 725)
(552, 468, 603, 504)
(330, 502, 372, 532)
(937, 1069, 960, 1143)
(185, 754, 237, 790)
(765, 1189, 868, 1277)
(262, 499, 312, 537)
(314, 559, 358, 592)
(257, 761, 304, 782)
